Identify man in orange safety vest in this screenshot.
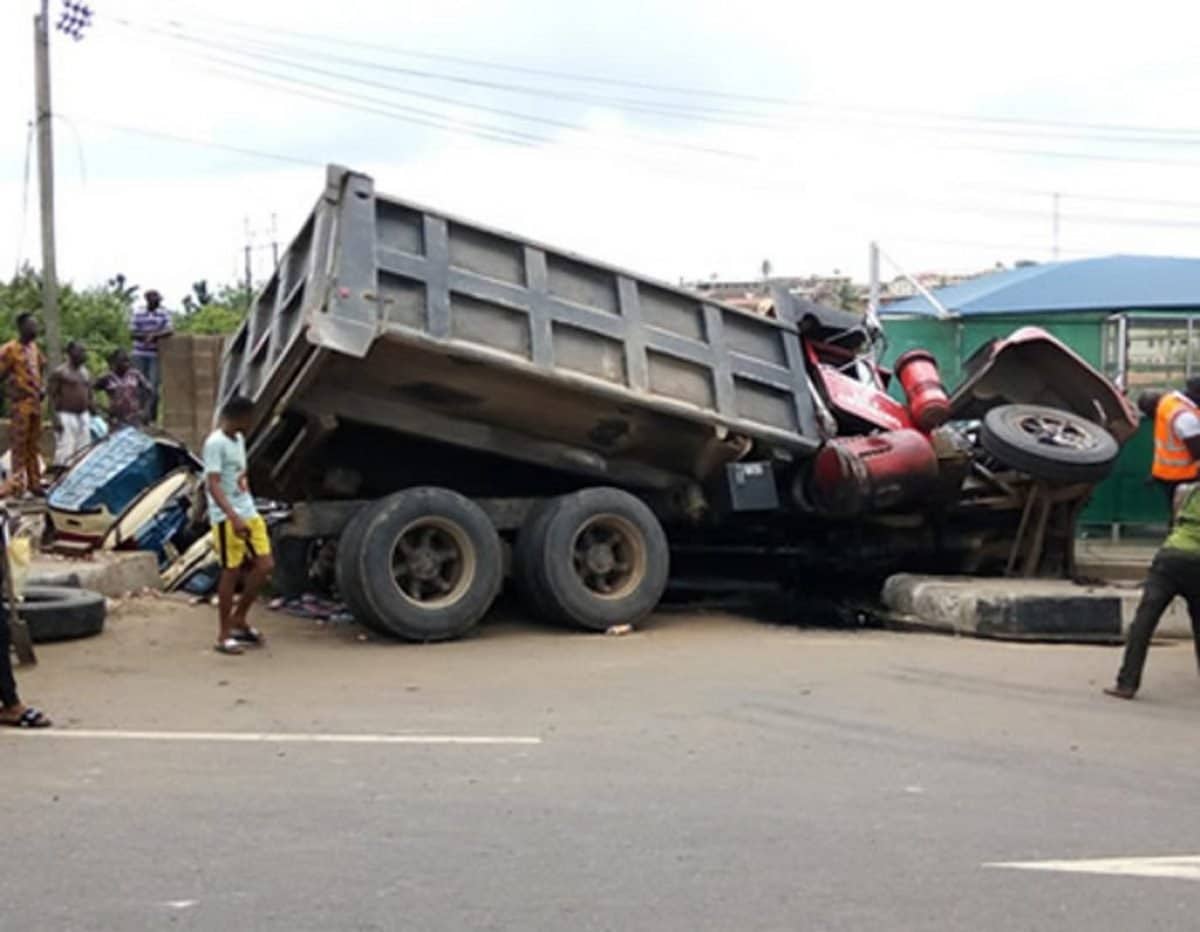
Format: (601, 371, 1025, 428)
(1148, 378, 1200, 509)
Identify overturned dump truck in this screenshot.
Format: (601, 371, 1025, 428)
(218, 165, 1138, 642)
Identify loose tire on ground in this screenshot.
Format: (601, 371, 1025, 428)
(523, 487, 668, 632)
(5, 585, 106, 643)
(980, 403, 1120, 484)
(352, 488, 503, 642)
(334, 502, 386, 633)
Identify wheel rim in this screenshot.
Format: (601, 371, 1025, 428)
(570, 514, 646, 600)
(1013, 411, 1097, 452)
(390, 518, 476, 609)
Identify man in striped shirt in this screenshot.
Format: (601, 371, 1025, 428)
(130, 289, 172, 422)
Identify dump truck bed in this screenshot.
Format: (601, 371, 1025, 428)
(218, 166, 821, 498)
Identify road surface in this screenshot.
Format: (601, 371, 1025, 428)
(5, 598, 1200, 930)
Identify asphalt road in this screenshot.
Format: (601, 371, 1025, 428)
(5, 599, 1200, 931)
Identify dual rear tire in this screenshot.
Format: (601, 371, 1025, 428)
(336, 488, 503, 642)
(514, 487, 669, 632)
(335, 485, 668, 641)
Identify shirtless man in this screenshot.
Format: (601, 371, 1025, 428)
(48, 340, 93, 467)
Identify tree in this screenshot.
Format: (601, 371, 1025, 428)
(1, 265, 129, 375)
(176, 280, 250, 336)
(833, 280, 862, 313)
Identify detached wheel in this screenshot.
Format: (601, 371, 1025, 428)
(6, 586, 106, 643)
(524, 487, 668, 631)
(355, 488, 503, 642)
(981, 403, 1119, 484)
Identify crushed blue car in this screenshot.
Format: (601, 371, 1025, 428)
(47, 428, 201, 558)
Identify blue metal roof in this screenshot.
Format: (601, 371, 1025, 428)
(882, 255, 1200, 317)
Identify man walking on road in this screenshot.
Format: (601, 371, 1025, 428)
(1105, 482, 1200, 699)
(204, 395, 273, 655)
(0, 313, 46, 497)
(130, 289, 172, 421)
(48, 340, 93, 467)
(1148, 379, 1200, 509)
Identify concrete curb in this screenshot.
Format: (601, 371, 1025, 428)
(29, 552, 161, 598)
(882, 574, 1192, 643)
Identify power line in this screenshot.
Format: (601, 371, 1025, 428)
(114, 13, 1200, 151)
(14, 120, 35, 279)
(69, 116, 324, 167)
(54, 13, 1200, 249)
(107, 14, 1200, 174)
(113, 0, 1200, 143)
(109, 17, 753, 162)
(73, 51, 1200, 238)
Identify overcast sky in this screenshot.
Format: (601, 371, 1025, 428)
(4, 0, 1200, 306)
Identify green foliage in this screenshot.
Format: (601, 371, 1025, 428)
(1, 265, 130, 374)
(0, 270, 250, 385)
(177, 279, 250, 336)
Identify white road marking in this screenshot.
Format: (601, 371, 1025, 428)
(986, 856, 1200, 881)
(1, 729, 541, 745)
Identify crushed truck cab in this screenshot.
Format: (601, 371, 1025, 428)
(216, 165, 1135, 640)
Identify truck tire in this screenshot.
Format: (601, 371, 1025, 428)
(981, 404, 1119, 484)
(271, 530, 315, 599)
(334, 502, 386, 633)
(5, 586, 106, 643)
(352, 488, 503, 642)
(513, 499, 557, 619)
(524, 487, 668, 631)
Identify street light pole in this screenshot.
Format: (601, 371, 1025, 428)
(34, 0, 63, 367)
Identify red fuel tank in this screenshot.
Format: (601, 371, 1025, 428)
(893, 349, 950, 431)
(806, 428, 940, 516)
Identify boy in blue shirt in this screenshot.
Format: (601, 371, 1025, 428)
(204, 395, 274, 655)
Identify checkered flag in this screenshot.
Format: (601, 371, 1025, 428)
(56, 1, 94, 41)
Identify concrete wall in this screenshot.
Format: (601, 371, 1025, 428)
(160, 334, 224, 455)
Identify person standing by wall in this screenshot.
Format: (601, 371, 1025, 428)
(94, 349, 153, 429)
(0, 314, 46, 497)
(130, 289, 172, 422)
(48, 340, 93, 467)
(1149, 379, 1200, 509)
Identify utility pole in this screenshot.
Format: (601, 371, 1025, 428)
(34, 0, 62, 366)
(1052, 192, 1061, 261)
(243, 217, 254, 296)
(867, 241, 881, 315)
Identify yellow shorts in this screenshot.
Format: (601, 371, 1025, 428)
(211, 515, 271, 570)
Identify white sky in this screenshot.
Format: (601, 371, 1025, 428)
(3, 0, 1200, 305)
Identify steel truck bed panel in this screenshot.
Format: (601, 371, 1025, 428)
(218, 166, 820, 492)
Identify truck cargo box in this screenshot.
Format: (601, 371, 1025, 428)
(218, 166, 824, 499)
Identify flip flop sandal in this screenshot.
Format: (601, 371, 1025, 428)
(2, 707, 52, 728)
(230, 626, 265, 646)
(214, 638, 245, 656)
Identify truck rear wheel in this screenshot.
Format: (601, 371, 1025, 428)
(519, 487, 668, 631)
(351, 488, 503, 642)
(513, 500, 556, 618)
(335, 503, 386, 633)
